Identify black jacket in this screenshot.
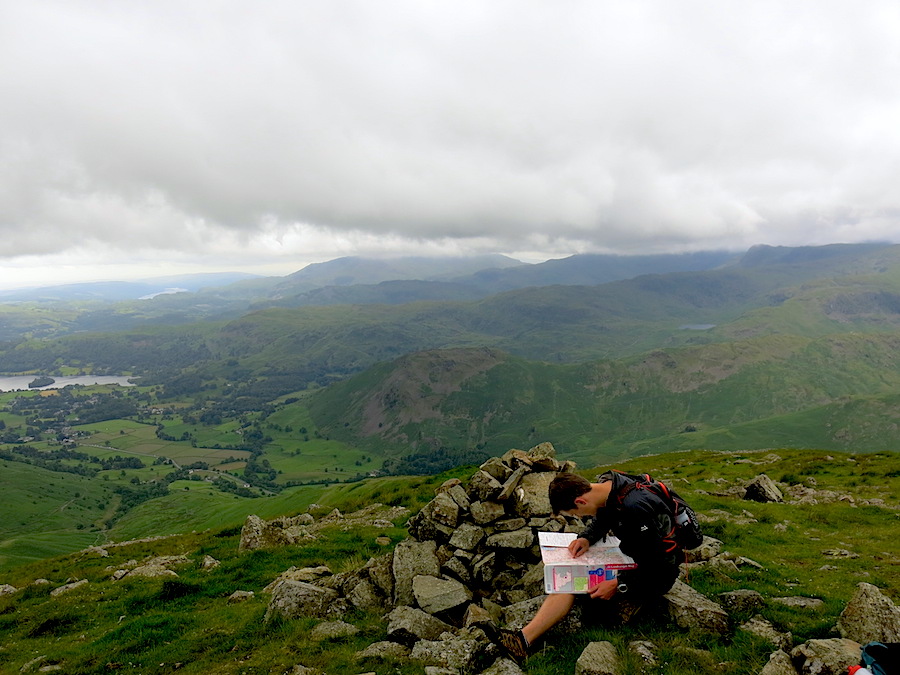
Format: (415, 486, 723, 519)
(580, 471, 681, 599)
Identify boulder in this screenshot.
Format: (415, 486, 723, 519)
(393, 539, 440, 606)
(512, 472, 556, 518)
(310, 620, 359, 641)
(201, 555, 220, 570)
(355, 641, 411, 662)
(239, 514, 289, 551)
(347, 578, 387, 611)
(790, 638, 861, 675)
(486, 530, 534, 549)
(575, 641, 619, 675)
(410, 636, 487, 672)
(363, 554, 394, 599)
(758, 650, 797, 675)
(772, 597, 824, 610)
(413, 575, 472, 614)
(481, 657, 526, 675)
(50, 579, 88, 596)
(497, 467, 528, 501)
(480, 457, 513, 482)
(386, 605, 454, 644)
(0, 584, 17, 596)
(265, 580, 340, 621)
(739, 615, 792, 650)
(503, 595, 582, 635)
(470, 501, 506, 525)
(836, 582, 900, 643)
(449, 523, 486, 551)
(628, 640, 658, 667)
(227, 590, 255, 603)
(744, 474, 784, 503)
(718, 589, 765, 614)
(686, 536, 723, 563)
(263, 566, 332, 593)
(468, 471, 503, 502)
(663, 580, 729, 635)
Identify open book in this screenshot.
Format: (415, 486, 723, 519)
(538, 531, 637, 594)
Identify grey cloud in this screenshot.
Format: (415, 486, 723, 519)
(2, 0, 900, 268)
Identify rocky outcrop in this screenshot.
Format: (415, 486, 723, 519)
(265, 580, 342, 621)
(836, 582, 900, 643)
(50, 579, 88, 596)
(575, 641, 619, 675)
(744, 474, 784, 503)
(664, 580, 729, 635)
(790, 638, 861, 675)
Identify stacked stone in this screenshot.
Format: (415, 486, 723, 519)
(404, 442, 576, 607)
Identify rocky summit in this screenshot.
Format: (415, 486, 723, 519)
(238, 443, 900, 674)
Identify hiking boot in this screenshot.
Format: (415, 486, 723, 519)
(496, 628, 530, 664)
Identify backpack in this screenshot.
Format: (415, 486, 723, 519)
(860, 641, 900, 675)
(615, 472, 704, 552)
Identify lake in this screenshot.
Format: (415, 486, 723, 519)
(0, 375, 135, 392)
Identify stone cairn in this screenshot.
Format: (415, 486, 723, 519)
(247, 443, 900, 675)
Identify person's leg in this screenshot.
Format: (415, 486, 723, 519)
(521, 593, 575, 644)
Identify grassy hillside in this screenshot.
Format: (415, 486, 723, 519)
(309, 333, 900, 468)
(0, 448, 897, 675)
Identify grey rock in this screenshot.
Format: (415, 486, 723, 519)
(265, 580, 339, 621)
(410, 637, 486, 672)
(744, 474, 784, 503)
(790, 638, 861, 675)
(442, 556, 472, 584)
(413, 575, 472, 614)
(758, 650, 797, 675)
(718, 589, 765, 614)
(50, 579, 88, 596)
(227, 590, 255, 603)
(468, 471, 504, 502)
(663, 580, 729, 635)
(364, 554, 394, 599)
(481, 657, 526, 675)
(347, 578, 387, 611)
(575, 641, 619, 675)
(772, 597, 824, 610)
(263, 565, 333, 592)
(310, 620, 359, 641)
(526, 442, 560, 471)
(288, 666, 322, 675)
(449, 523, 486, 550)
(470, 501, 506, 525)
(445, 484, 471, 511)
(740, 615, 792, 650)
(628, 640, 658, 667)
(493, 518, 527, 532)
(480, 456, 513, 482)
(486, 529, 533, 549)
(355, 641, 411, 662)
(200, 555, 220, 570)
(497, 467, 528, 501)
(463, 603, 494, 628)
(503, 595, 583, 635)
(428, 492, 462, 528)
(393, 539, 440, 606)
(386, 605, 455, 645)
(685, 536, 723, 563)
(0, 584, 17, 596)
(472, 552, 498, 585)
(513, 472, 556, 518)
(836, 582, 900, 643)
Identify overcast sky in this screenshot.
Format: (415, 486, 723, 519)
(2, 1, 900, 290)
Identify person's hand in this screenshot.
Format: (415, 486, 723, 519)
(588, 578, 618, 600)
(568, 537, 590, 558)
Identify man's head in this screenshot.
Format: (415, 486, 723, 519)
(549, 472, 593, 516)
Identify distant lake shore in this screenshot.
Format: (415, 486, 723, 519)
(0, 375, 135, 392)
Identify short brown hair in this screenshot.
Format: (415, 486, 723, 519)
(549, 472, 591, 515)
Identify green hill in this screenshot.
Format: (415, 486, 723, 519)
(0, 448, 898, 675)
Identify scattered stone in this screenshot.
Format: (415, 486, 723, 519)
(480, 657, 526, 675)
(263, 566, 333, 593)
(310, 620, 359, 641)
(50, 579, 87, 596)
(288, 666, 323, 675)
(264, 580, 340, 621)
(664, 580, 729, 635)
(449, 523, 486, 551)
(386, 606, 454, 645)
(744, 474, 784, 503)
(822, 549, 859, 559)
(739, 615, 792, 650)
(759, 650, 797, 675)
(685, 536, 723, 563)
(627, 640, 658, 667)
(836, 582, 900, 643)
(0, 584, 17, 596)
(575, 641, 619, 675)
(717, 589, 765, 614)
(410, 636, 486, 673)
(354, 641, 411, 662)
(227, 590, 254, 603)
(790, 638, 861, 675)
(772, 597, 824, 610)
(392, 540, 440, 606)
(413, 575, 472, 615)
(201, 555, 220, 570)
(470, 500, 506, 525)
